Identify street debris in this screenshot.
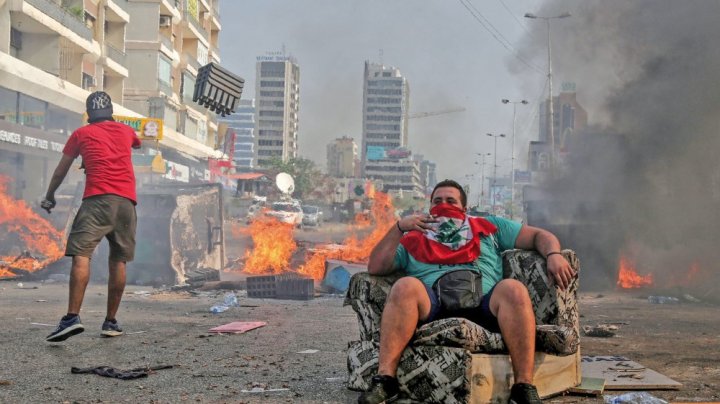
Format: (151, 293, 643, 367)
(582, 356, 681, 390)
(70, 365, 174, 380)
(647, 296, 679, 304)
(297, 349, 319, 354)
(583, 324, 619, 337)
(208, 321, 266, 334)
(569, 376, 606, 396)
(209, 292, 240, 313)
(604, 391, 668, 404)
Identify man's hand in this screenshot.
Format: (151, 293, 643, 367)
(546, 254, 575, 290)
(40, 196, 56, 214)
(398, 213, 438, 234)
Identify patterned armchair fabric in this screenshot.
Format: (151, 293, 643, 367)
(345, 250, 580, 401)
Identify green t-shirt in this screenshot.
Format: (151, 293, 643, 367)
(393, 216, 522, 294)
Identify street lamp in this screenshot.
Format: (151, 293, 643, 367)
(501, 99, 529, 220)
(524, 11, 571, 174)
(486, 133, 506, 211)
(475, 152, 491, 208)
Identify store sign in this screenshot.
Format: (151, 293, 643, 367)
(112, 115, 164, 141)
(0, 129, 64, 153)
(163, 161, 190, 183)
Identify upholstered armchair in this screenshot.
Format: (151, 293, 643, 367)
(345, 250, 581, 403)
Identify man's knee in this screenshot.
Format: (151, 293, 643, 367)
(387, 277, 428, 307)
(492, 279, 532, 310)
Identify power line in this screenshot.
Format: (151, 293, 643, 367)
(457, 0, 544, 75)
(496, 0, 531, 34)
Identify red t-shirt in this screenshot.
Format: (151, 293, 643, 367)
(63, 121, 141, 204)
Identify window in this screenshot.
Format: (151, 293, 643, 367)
(0, 87, 18, 123)
(158, 56, 172, 85)
(18, 93, 47, 129)
(260, 81, 285, 88)
(46, 104, 81, 136)
(81, 73, 95, 90)
(260, 91, 285, 97)
(181, 73, 196, 103)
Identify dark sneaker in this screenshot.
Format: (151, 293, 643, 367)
(46, 315, 85, 342)
(358, 375, 399, 404)
(509, 382, 542, 404)
(101, 319, 123, 337)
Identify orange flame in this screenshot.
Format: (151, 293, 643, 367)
(353, 212, 371, 228)
(0, 175, 64, 277)
(617, 255, 653, 288)
(298, 192, 395, 280)
(241, 215, 297, 274)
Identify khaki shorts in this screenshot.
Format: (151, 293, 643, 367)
(65, 194, 137, 262)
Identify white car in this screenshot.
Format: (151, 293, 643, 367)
(266, 202, 304, 227)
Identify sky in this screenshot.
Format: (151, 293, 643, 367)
(219, 0, 550, 199)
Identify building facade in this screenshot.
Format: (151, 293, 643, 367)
(326, 136, 357, 178)
(219, 99, 255, 171)
(0, 0, 224, 201)
(254, 53, 300, 167)
(538, 83, 588, 152)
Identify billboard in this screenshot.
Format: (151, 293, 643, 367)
(514, 170, 532, 184)
(366, 145, 386, 160)
(490, 185, 511, 206)
(366, 146, 411, 160)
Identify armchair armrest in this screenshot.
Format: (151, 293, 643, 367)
(344, 271, 405, 341)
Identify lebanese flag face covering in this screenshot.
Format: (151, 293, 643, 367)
(399, 203, 497, 265)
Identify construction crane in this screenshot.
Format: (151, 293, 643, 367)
(408, 107, 466, 119)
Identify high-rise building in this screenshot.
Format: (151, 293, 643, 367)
(361, 61, 423, 198)
(414, 154, 437, 196)
(538, 83, 588, 150)
(255, 52, 300, 167)
(327, 136, 357, 178)
(219, 99, 255, 171)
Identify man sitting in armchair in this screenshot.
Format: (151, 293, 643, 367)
(359, 179, 575, 404)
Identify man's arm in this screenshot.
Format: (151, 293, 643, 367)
(43, 154, 75, 208)
(367, 213, 438, 275)
(514, 225, 575, 290)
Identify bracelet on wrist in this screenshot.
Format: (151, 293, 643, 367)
(546, 251, 562, 258)
(396, 221, 404, 233)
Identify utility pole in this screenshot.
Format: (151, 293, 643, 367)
(525, 11, 571, 174)
(486, 133, 506, 212)
(501, 99, 528, 220)
(476, 152, 491, 208)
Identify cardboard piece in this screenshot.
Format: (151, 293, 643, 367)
(581, 356, 682, 390)
(569, 377, 606, 396)
(209, 321, 266, 334)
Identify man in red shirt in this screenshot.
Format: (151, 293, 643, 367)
(42, 91, 141, 342)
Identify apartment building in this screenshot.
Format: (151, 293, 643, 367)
(254, 52, 300, 167)
(326, 136, 357, 178)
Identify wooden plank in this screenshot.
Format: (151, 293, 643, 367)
(469, 352, 581, 403)
(569, 377, 606, 395)
(581, 356, 682, 390)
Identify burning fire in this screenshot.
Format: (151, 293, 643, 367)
(617, 255, 653, 289)
(241, 215, 297, 274)
(297, 192, 395, 280)
(0, 176, 65, 277)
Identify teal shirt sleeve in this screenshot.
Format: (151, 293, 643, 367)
(393, 244, 409, 270)
(486, 216, 522, 251)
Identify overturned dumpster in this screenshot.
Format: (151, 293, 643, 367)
(92, 184, 225, 286)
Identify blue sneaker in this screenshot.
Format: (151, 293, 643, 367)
(46, 315, 85, 342)
(101, 319, 123, 337)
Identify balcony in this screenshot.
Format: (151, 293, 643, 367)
(25, 0, 92, 41)
(182, 52, 201, 73)
(104, 43, 126, 65)
(183, 9, 208, 40)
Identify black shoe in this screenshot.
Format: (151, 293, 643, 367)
(509, 382, 542, 404)
(358, 375, 400, 404)
(46, 315, 85, 342)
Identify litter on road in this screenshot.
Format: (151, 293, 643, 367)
(208, 321, 266, 334)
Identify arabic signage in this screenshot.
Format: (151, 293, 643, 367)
(112, 115, 164, 141)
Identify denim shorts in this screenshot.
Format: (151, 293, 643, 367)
(423, 283, 500, 333)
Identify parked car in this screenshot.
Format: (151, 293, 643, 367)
(266, 201, 304, 227)
(301, 205, 323, 227)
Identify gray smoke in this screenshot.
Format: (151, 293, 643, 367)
(516, 1, 720, 290)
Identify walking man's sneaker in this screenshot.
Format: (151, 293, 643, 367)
(101, 319, 123, 337)
(358, 374, 400, 404)
(508, 382, 542, 404)
(46, 315, 85, 342)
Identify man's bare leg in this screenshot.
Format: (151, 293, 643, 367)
(490, 279, 536, 384)
(67, 256, 91, 314)
(377, 277, 432, 376)
(106, 259, 126, 321)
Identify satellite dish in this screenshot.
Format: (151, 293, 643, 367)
(276, 172, 295, 195)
